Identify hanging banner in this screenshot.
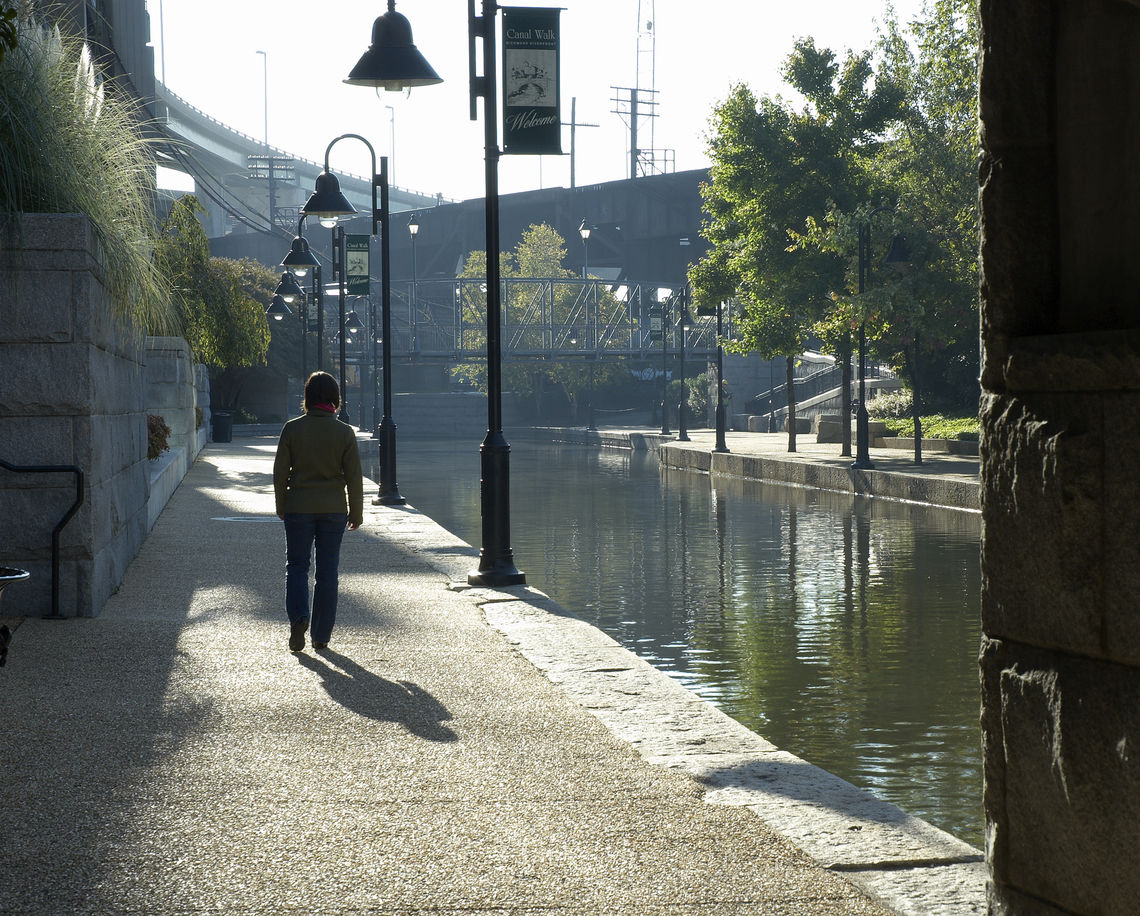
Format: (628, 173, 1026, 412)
(345, 235, 370, 295)
(501, 7, 562, 156)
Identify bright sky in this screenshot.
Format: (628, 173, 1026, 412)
(154, 0, 925, 202)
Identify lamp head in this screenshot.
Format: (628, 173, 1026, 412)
(883, 234, 911, 272)
(344, 1, 443, 92)
(302, 171, 356, 228)
(274, 271, 304, 303)
(266, 294, 292, 321)
(578, 219, 591, 242)
(281, 236, 319, 278)
(345, 309, 364, 336)
(408, 213, 419, 237)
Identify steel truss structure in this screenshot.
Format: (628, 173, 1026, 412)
(331, 278, 727, 362)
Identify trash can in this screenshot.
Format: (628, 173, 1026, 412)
(211, 410, 233, 443)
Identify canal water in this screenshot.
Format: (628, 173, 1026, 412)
(389, 438, 983, 848)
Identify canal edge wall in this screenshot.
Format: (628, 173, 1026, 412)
(384, 500, 986, 914)
(511, 427, 980, 513)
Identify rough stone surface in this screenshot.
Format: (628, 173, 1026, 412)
(980, 3, 1140, 913)
(982, 640, 1140, 915)
(0, 214, 148, 618)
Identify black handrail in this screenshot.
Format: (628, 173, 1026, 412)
(0, 458, 85, 619)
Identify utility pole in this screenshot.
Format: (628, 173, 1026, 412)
(565, 97, 599, 189)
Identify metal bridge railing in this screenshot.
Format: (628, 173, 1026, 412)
(358, 278, 730, 361)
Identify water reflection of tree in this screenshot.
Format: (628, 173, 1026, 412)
(685, 487, 982, 844)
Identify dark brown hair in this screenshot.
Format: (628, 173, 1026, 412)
(303, 371, 340, 411)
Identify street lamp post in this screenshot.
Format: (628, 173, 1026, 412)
(345, 307, 365, 427)
(340, 0, 441, 500)
(333, 225, 350, 423)
(256, 49, 275, 233)
(369, 294, 380, 434)
(660, 290, 671, 436)
(463, 0, 525, 587)
(274, 269, 306, 378)
(676, 288, 694, 442)
(714, 299, 729, 453)
(579, 218, 590, 280)
(302, 136, 406, 503)
(280, 216, 321, 373)
(408, 214, 419, 358)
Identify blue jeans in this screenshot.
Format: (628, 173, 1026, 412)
(283, 513, 348, 645)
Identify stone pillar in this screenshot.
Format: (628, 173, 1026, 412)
(0, 214, 149, 617)
(979, 2, 1140, 913)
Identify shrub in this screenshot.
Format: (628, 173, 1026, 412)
(881, 414, 980, 440)
(1, 13, 175, 334)
(866, 389, 914, 420)
(147, 413, 171, 460)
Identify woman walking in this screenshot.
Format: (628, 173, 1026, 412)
(274, 371, 364, 652)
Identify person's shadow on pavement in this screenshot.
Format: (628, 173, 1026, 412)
(297, 649, 458, 743)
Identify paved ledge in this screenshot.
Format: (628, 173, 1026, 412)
(514, 426, 980, 513)
(469, 590, 986, 916)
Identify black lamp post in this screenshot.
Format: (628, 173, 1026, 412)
(408, 213, 420, 358)
(714, 300, 729, 453)
(280, 217, 322, 374)
(463, 0, 525, 587)
(676, 288, 694, 442)
(569, 326, 595, 431)
(303, 137, 406, 504)
(343, 2, 440, 502)
(345, 307, 365, 427)
(579, 218, 591, 280)
(660, 290, 671, 436)
(853, 207, 908, 471)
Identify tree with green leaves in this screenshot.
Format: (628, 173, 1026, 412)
(691, 38, 905, 452)
(873, 0, 979, 415)
(154, 196, 271, 405)
(798, 0, 980, 460)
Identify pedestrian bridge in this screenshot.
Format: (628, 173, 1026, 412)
(337, 278, 728, 362)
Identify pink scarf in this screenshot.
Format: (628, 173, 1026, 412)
(310, 403, 337, 413)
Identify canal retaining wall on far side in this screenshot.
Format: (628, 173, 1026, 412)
(513, 427, 981, 513)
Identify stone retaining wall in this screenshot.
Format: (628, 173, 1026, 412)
(0, 214, 149, 617)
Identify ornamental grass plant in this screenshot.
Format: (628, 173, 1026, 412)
(0, 10, 175, 335)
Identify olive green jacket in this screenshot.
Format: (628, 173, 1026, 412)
(273, 410, 364, 526)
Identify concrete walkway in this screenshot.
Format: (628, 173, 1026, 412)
(1, 439, 984, 914)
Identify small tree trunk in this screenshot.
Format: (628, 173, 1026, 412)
(840, 332, 852, 457)
(786, 355, 797, 453)
(910, 335, 923, 465)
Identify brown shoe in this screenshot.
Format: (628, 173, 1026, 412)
(289, 618, 308, 652)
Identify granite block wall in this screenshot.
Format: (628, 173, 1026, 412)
(0, 214, 148, 618)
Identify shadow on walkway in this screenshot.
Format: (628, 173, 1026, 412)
(296, 649, 458, 743)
